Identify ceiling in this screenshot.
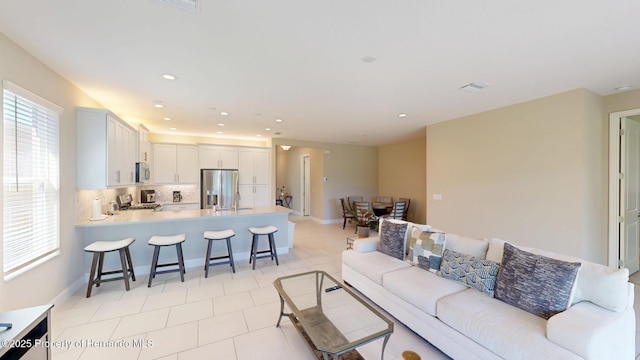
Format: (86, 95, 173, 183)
(0, 0, 639, 146)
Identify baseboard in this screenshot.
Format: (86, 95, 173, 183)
(49, 275, 86, 307)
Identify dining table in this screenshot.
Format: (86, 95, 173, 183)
(372, 202, 393, 216)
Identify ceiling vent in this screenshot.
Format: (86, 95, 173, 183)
(156, 0, 200, 12)
(460, 82, 489, 92)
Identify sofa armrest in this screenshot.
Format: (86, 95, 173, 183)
(353, 237, 379, 253)
(547, 300, 635, 359)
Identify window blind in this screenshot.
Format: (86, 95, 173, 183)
(3, 80, 62, 277)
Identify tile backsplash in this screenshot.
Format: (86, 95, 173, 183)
(76, 184, 199, 223)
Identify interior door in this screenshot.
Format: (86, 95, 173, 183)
(622, 117, 640, 273)
(303, 155, 311, 216)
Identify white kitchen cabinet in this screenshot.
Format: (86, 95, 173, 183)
(161, 203, 199, 211)
(153, 144, 199, 184)
(77, 107, 137, 189)
(199, 145, 238, 169)
(138, 124, 151, 163)
(238, 184, 270, 208)
(238, 148, 270, 185)
(238, 147, 271, 207)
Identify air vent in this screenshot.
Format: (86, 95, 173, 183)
(156, 0, 200, 12)
(460, 82, 489, 92)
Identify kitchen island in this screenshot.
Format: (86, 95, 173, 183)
(76, 206, 292, 275)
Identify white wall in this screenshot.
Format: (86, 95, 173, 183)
(426, 89, 607, 263)
(0, 32, 102, 310)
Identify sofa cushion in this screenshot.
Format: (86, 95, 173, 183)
(445, 234, 489, 259)
(495, 243, 581, 319)
(407, 231, 447, 272)
(406, 224, 431, 256)
(382, 266, 467, 317)
(377, 220, 408, 260)
(439, 249, 499, 297)
(342, 249, 410, 285)
(437, 289, 582, 360)
(489, 238, 631, 312)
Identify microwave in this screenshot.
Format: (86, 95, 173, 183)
(135, 162, 150, 183)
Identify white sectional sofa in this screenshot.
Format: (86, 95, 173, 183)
(341, 219, 636, 359)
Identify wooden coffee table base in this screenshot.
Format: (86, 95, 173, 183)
(287, 314, 365, 360)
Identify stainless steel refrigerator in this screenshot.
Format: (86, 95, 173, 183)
(200, 169, 239, 209)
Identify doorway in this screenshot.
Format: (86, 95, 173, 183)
(300, 154, 311, 216)
(608, 109, 640, 272)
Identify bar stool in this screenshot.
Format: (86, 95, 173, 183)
(203, 229, 236, 276)
(84, 238, 136, 298)
(248, 226, 279, 270)
(148, 234, 186, 287)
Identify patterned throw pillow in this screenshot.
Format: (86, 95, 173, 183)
(494, 243, 581, 319)
(406, 225, 431, 256)
(438, 249, 500, 297)
(376, 221, 408, 260)
(409, 231, 447, 272)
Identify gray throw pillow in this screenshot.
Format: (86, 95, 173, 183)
(494, 243, 581, 319)
(438, 249, 500, 297)
(376, 221, 408, 260)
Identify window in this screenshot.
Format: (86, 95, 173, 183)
(3, 80, 62, 278)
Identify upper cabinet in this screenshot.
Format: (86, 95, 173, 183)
(238, 148, 270, 185)
(77, 107, 137, 189)
(199, 145, 238, 169)
(153, 144, 199, 184)
(138, 124, 151, 163)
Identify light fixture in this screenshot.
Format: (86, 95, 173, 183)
(218, 123, 225, 126)
(265, 128, 271, 131)
(398, 113, 407, 118)
(162, 74, 176, 80)
(280, 145, 291, 151)
(220, 111, 229, 116)
(216, 131, 223, 134)
(169, 127, 176, 130)
(460, 82, 489, 92)
(615, 85, 632, 91)
(275, 118, 283, 123)
(362, 56, 376, 63)
(154, 103, 165, 108)
(164, 117, 172, 121)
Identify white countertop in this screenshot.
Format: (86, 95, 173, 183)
(77, 206, 291, 227)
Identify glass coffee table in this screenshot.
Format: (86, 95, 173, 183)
(274, 270, 393, 360)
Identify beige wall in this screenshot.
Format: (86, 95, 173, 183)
(274, 140, 378, 222)
(426, 89, 607, 263)
(378, 137, 426, 223)
(0, 32, 103, 310)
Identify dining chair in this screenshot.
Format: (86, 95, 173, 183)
(340, 198, 357, 229)
(399, 197, 410, 220)
(385, 201, 406, 220)
(376, 196, 393, 203)
(347, 195, 363, 211)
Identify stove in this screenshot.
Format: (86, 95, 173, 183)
(116, 193, 161, 210)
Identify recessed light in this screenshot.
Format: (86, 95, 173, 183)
(615, 85, 632, 91)
(460, 82, 489, 92)
(154, 103, 165, 108)
(216, 131, 223, 134)
(362, 56, 376, 63)
(169, 127, 176, 130)
(398, 113, 407, 118)
(265, 128, 271, 131)
(275, 119, 283, 123)
(218, 123, 225, 126)
(164, 117, 172, 121)
(256, 134, 262, 137)
(220, 112, 229, 116)
(162, 74, 176, 80)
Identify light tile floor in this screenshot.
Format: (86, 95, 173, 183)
(52, 216, 449, 360)
(55, 217, 640, 359)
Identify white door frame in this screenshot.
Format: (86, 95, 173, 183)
(608, 108, 640, 268)
(300, 154, 311, 216)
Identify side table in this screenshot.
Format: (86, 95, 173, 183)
(346, 236, 357, 250)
